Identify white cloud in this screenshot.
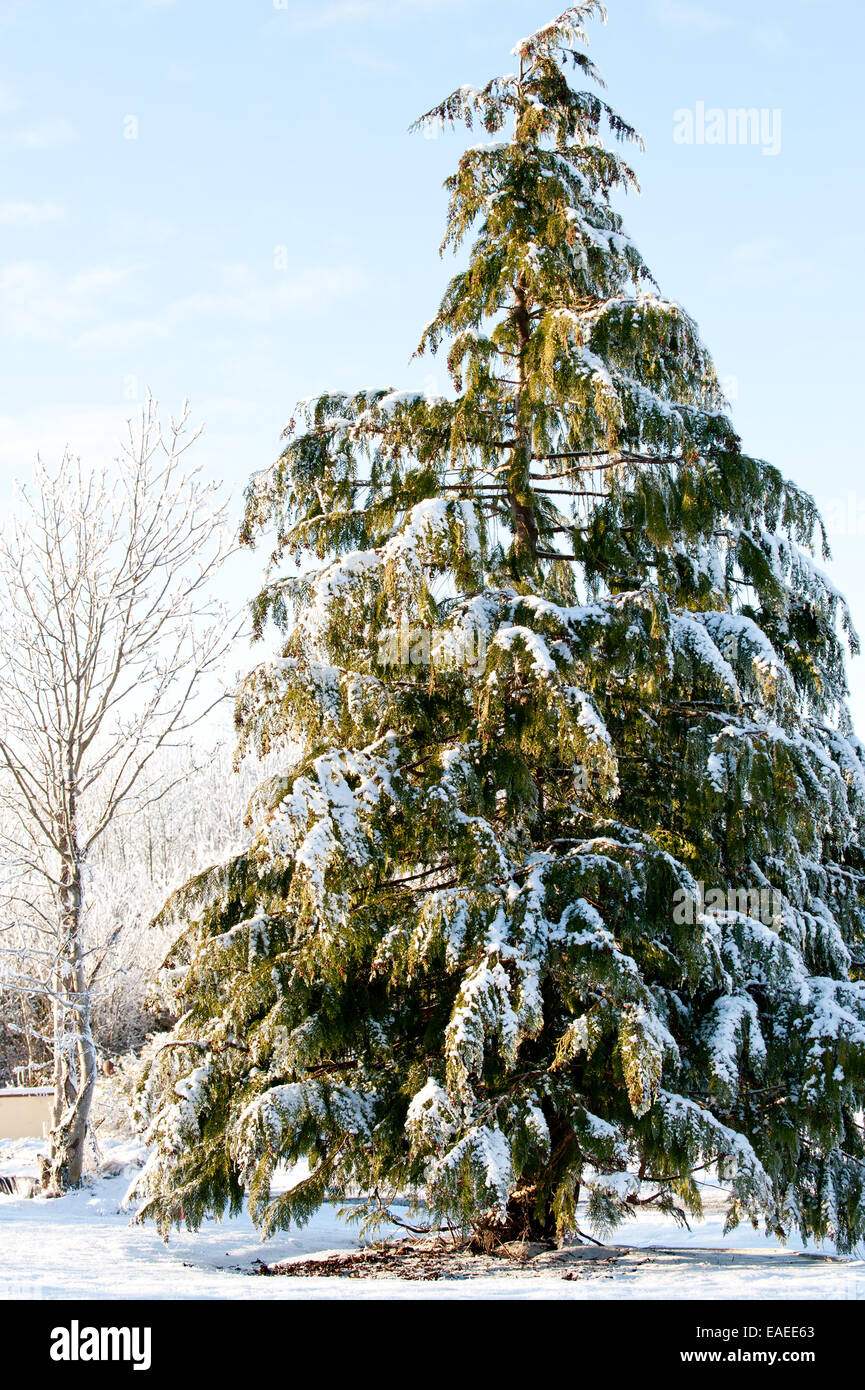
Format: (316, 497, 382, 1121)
(0, 398, 268, 518)
(655, 2, 805, 58)
(0, 261, 134, 341)
(0, 254, 365, 348)
(0, 405, 133, 484)
(0, 200, 65, 226)
(74, 318, 168, 350)
(169, 262, 368, 326)
(105, 211, 178, 247)
(0, 261, 79, 339)
(67, 266, 133, 297)
(0, 118, 78, 152)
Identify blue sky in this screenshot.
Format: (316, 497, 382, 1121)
(1, 0, 864, 721)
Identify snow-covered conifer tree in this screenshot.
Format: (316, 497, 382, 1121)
(137, 4, 865, 1249)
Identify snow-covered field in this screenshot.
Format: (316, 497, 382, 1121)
(1, 1137, 862, 1300)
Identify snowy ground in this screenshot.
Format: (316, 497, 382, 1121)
(1, 1137, 863, 1300)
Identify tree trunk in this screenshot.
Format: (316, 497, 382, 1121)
(470, 1118, 580, 1250)
(469, 1184, 559, 1252)
(42, 837, 97, 1194)
(507, 276, 539, 567)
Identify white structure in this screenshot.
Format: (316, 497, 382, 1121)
(0, 1087, 53, 1140)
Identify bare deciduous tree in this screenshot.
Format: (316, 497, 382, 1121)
(0, 740, 261, 1101)
(0, 396, 236, 1191)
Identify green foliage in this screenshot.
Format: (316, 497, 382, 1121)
(136, 3, 865, 1251)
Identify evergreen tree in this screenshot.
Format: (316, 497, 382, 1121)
(136, 3, 865, 1250)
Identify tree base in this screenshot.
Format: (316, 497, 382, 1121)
(469, 1187, 559, 1252)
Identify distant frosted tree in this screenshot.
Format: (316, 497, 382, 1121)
(0, 742, 260, 1090)
(138, 6, 865, 1250)
(0, 397, 235, 1191)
